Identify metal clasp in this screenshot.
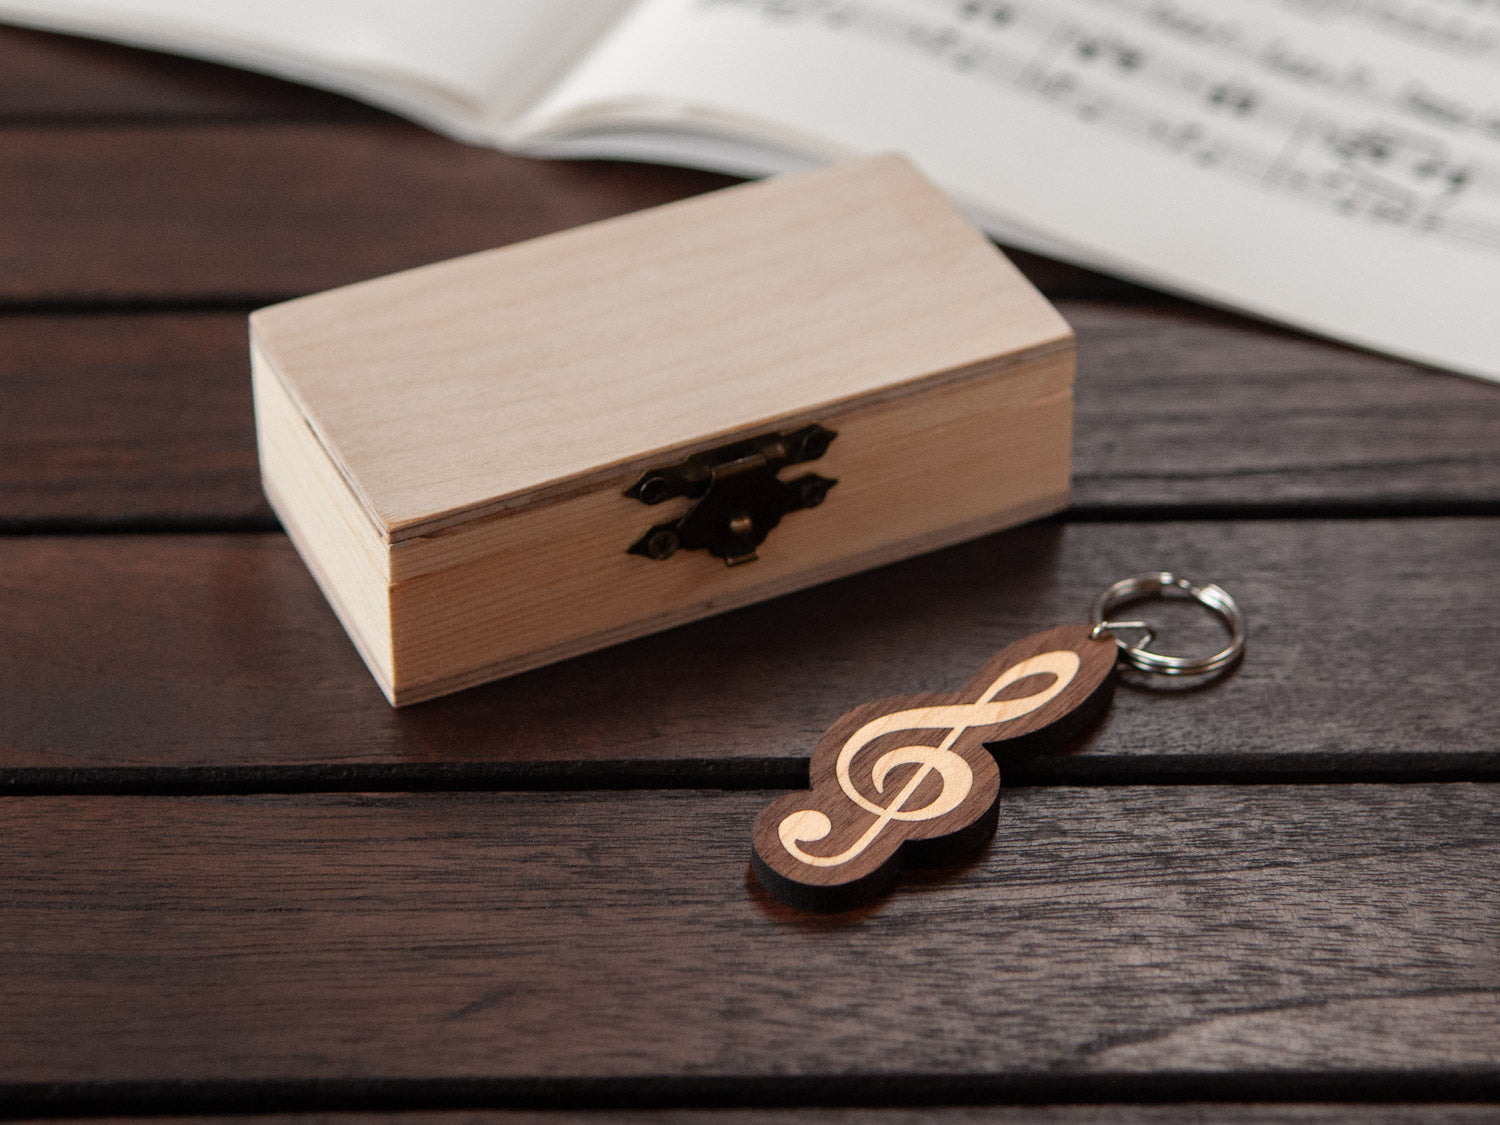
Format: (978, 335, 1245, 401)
(625, 425, 838, 566)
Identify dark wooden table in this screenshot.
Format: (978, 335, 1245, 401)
(2, 24, 1498, 1125)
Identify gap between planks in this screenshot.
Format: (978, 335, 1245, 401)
(5, 762, 1500, 799)
(3, 1077, 1499, 1118)
(7, 1105, 1499, 1123)
(7, 505, 1500, 539)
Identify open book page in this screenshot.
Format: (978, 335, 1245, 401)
(517, 0, 1500, 381)
(0, 0, 633, 142)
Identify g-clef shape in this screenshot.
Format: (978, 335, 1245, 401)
(751, 624, 1119, 912)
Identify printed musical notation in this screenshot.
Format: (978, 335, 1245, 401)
(705, 0, 1500, 254)
(1274, 0, 1500, 67)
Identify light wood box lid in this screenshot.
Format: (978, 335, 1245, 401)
(250, 155, 1071, 545)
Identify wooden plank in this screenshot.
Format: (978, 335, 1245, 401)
(0, 123, 736, 304)
(1, 784, 1495, 1102)
(0, 123, 1157, 305)
(1070, 302, 1500, 511)
(0, 30, 1304, 304)
(44, 1116, 1500, 1125)
(5, 303, 1496, 530)
(0, 312, 270, 527)
(0, 24, 382, 121)
(2, 519, 1496, 783)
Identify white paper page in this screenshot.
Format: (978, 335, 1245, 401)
(519, 0, 1500, 381)
(0, 0, 630, 141)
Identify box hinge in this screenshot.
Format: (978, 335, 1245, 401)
(625, 424, 838, 566)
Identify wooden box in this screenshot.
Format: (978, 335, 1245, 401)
(250, 156, 1074, 705)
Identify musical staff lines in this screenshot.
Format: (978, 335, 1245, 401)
(702, 0, 1500, 254)
(1082, 0, 1500, 145)
(1273, 0, 1500, 68)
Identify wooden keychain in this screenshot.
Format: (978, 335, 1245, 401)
(751, 572, 1246, 912)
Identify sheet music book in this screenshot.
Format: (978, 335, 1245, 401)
(7, 0, 1499, 381)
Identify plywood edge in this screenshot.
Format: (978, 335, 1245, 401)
(388, 340, 1075, 581)
(252, 351, 396, 700)
(264, 477, 397, 706)
(251, 341, 392, 576)
(388, 490, 1068, 706)
(249, 324, 395, 548)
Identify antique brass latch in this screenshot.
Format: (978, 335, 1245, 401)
(625, 424, 838, 566)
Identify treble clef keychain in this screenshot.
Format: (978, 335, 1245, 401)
(750, 572, 1246, 912)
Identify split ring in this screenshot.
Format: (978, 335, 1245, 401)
(1090, 572, 1245, 677)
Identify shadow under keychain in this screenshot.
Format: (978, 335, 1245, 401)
(750, 572, 1246, 912)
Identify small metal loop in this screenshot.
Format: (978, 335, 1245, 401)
(1090, 619, 1156, 654)
(1090, 573, 1246, 677)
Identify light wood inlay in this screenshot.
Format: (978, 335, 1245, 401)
(753, 625, 1118, 911)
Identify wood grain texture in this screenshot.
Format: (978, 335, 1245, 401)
(5, 302, 1497, 531)
(0, 127, 1134, 305)
(1069, 302, 1500, 511)
(250, 156, 1074, 703)
(0, 123, 735, 304)
(1, 519, 1495, 782)
(2, 23, 1495, 1122)
(0, 24, 1376, 310)
(0, 24, 384, 122)
(0, 312, 271, 527)
(259, 339, 1071, 704)
(62, 1112, 1500, 1125)
(752, 626, 1115, 910)
(252, 156, 1070, 533)
(1, 785, 1494, 1096)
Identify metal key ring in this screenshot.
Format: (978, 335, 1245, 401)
(1089, 572, 1246, 677)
